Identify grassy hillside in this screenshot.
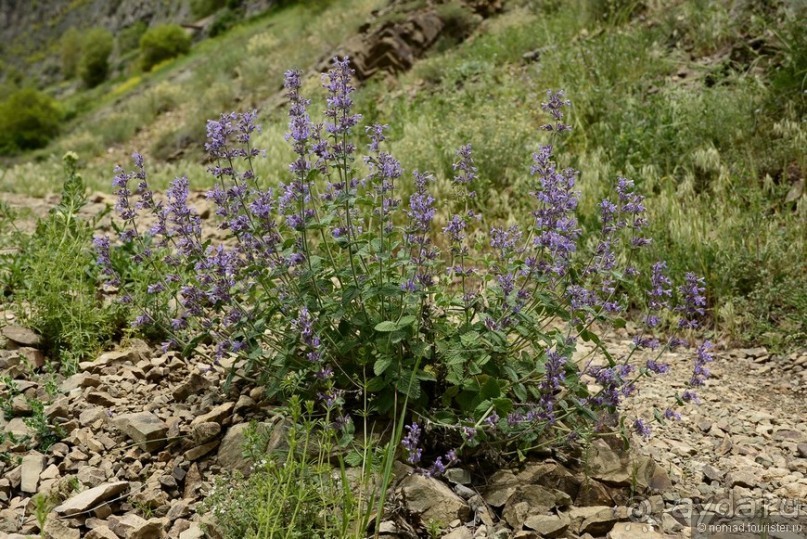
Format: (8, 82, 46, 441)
(0, 0, 805, 350)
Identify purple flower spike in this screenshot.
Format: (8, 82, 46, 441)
(402, 423, 422, 465)
(633, 418, 652, 438)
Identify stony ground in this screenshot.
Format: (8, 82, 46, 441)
(1, 192, 806, 539)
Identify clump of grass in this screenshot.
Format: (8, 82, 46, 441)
(202, 397, 384, 539)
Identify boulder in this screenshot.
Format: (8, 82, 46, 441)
(399, 474, 471, 526)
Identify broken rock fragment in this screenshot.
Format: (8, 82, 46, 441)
(113, 411, 169, 452)
(54, 481, 129, 516)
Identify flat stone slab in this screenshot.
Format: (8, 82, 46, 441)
(1, 325, 42, 346)
(112, 411, 169, 452)
(20, 451, 46, 493)
(55, 481, 128, 516)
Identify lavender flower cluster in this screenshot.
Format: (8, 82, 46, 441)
(96, 58, 712, 465)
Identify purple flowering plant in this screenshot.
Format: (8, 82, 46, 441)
(96, 57, 712, 459)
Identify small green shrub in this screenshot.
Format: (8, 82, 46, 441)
(117, 21, 148, 54)
(78, 27, 114, 88)
(0, 88, 63, 154)
(202, 397, 381, 539)
(60, 28, 82, 79)
(139, 24, 192, 72)
(13, 153, 125, 371)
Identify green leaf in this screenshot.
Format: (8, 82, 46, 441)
(374, 315, 416, 332)
(374, 321, 399, 332)
(344, 450, 363, 467)
(374, 356, 393, 376)
(513, 383, 528, 402)
(460, 331, 480, 347)
(492, 397, 513, 415)
(480, 377, 501, 399)
(365, 377, 386, 392)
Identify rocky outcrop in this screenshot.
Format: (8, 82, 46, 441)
(326, 0, 503, 81)
(0, 0, 277, 85)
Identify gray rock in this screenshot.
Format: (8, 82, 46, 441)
(399, 474, 471, 526)
(502, 485, 571, 528)
(482, 470, 518, 507)
(54, 481, 129, 516)
(184, 440, 219, 461)
(77, 466, 107, 487)
(217, 420, 286, 475)
(726, 468, 759, 488)
(79, 407, 107, 426)
(179, 523, 205, 539)
(191, 421, 221, 444)
(797, 443, 807, 458)
(107, 513, 149, 538)
(191, 402, 234, 426)
(60, 372, 102, 393)
(2, 325, 42, 347)
(5, 417, 34, 440)
(113, 411, 169, 452)
(84, 526, 119, 539)
(607, 522, 665, 538)
(444, 467, 472, 485)
(20, 451, 46, 493)
(43, 517, 81, 539)
(443, 527, 473, 539)
(523, 514, 570, 537)
(172, 372, 209, 402)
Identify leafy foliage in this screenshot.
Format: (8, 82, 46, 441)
(78, 27, 114, 88)
(60, 28, 82, 79)
(139, 24, 192, 72)
(11, 153, 124, 371)
(99, 61, 708, 459)
(0, 88, 62, 154)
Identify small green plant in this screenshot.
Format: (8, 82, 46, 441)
(24, 398, 63, 451)
(139, 24, 192, 72)
(0, 375, 62, 451)
(78, 27, 114, 88)
(60, 27, 83, 79)
(202, 396, 383, 538)
(13, 152, 124, 371)
(32, 491, 57, 534)
(0, 200, 27, 296)
(0, 88, 62, 154)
